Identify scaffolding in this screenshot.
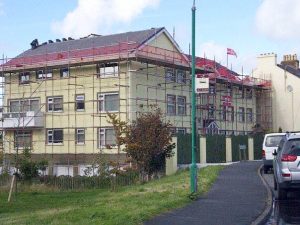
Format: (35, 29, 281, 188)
(0, 38, 272, 176)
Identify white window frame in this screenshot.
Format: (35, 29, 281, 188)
(97, 63, 119, 78)
(177, 70, 186, 84)
(177, 96, 186, 116)
(75, 94, 85, 111)
(76, 128, 85, 145)
(47, 96, 63, 112)
(98, 92, 119, 112)
(238, 107, 245, 122)
(19, 72, 30, 84)
(9, 98, 40, 112)
(60, 67, 70, 78)
(167, 94, 176, 115)
(246, 108, 253, 123)
(36, 69, 52, 79)
(177, 128, 186, 135)
(98, 128, 116, 148)
(47, 129, 63, 144)
(165, 68, 176, 82)
(14, 130, 32, 149)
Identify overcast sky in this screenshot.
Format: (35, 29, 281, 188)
(0, 0, 299, 74)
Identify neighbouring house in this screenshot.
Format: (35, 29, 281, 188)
(253, 53, 300, 132)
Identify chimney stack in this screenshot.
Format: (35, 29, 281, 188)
(281, 54, 299, 69)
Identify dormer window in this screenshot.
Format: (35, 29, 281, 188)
(36, 69, 52, 79)
(60, 67, 70, 78)
(97, 63, 119, 78)
(19, 72, 30, 84)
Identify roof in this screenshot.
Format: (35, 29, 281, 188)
(17, 27, 164, 58)
(277, 64, 300, 78)
(4, 27, 192, 70)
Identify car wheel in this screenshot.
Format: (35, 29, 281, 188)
(275, 185, 287, 200)
(264, 166, 268, 174)
(273, 176, 277, 190)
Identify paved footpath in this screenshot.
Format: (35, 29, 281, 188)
(145, 161, 267, 225)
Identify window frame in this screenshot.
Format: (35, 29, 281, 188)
(75, 94, 85, 112)
(36, 69, 53, 80)
(177, 96, 186, 116)
(75, 128, 85, 145)
(177, 70, 186, 84)
(14, 130, 32, 149)
(60, 67, 70, 78)
(47, 96, 63, 112)
(19, 71, 30, 84)
(97, 63, 119, 78)
(238, 107, 245, 122)
(98, 127, 116, 148)
(9, 98, 40, 112)
(165, 68, 176, 83)
(97, 92, 119, 112)
(167, 94, 176, 116)
(246, 108, 253, 123)
(47, 129, 63, 145)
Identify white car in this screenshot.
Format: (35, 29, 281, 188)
(262, 133, 285, 174)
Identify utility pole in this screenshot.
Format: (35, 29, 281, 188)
(190, 0, 197, 193)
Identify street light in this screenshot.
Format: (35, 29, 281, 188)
(190, 0, 197, 193)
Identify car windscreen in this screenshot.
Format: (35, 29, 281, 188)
(283, 139, 300, 156)
(265, 135, 284, 147)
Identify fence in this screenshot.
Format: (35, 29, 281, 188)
(177, 134, 200, 164)
(206, 135, 226, 163)
(177, 133, 264, 164)
(0, 171, 139, 191)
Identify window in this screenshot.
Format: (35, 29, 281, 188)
(47, 96, 63, 112)
(246, 88, 252, 99)
(208, 104, 215, 118)
(36, 69, 52, 79)
(169, 127, 176, 136)
(97, 63, 119, 77)
(238, 107, 245, 122)
(167, 95, 176, 115)
(209, 84, 216, 94)
(9, 99, 39, 112)
(177, 128, 186, 134)
(76, 128, 85, 144)
(227, 106, 234, 122)
(98, 93, 119, 112)
(221, 106, 226, 120)
(60, 67, 69, 78)
(19, 72, 30, 84)
(177, 70, 186, 84)
(165, 68, 176, 82)
(227, 83, 232, 96)
(14, 131, 32, 148)
(99, 128, 116, 147)
(177, 96, 186, 115)
(47, 129, 63, 144)
(246, 108, 253, 123)
(75, 94, 85, 111)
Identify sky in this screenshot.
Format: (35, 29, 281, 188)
(0, 0, 300, 74)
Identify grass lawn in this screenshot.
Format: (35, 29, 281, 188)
(0, 166, 224, 225)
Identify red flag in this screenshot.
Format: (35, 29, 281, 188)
(227, 48, 237, 57)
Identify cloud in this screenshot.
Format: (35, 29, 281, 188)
(0, 0, 4, 16)
(256, 0, 300, 40)
(198, 41, 228, 65)
(52, 0, 160, 38)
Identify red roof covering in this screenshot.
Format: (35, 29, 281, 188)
(194, 57, 270, 88)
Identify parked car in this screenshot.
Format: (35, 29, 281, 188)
(262, 133, 285, 173)
(273, 133, 300, 199)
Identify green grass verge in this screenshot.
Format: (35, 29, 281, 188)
(0, 166, 224, 225)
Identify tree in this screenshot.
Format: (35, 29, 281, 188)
(108, 107, 175, 181)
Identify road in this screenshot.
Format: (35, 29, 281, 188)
(263, 171, 300, 224)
